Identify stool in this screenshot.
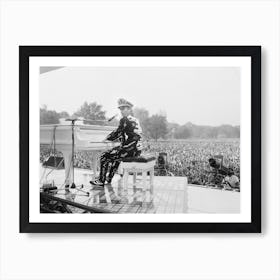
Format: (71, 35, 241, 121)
(119, 156, 156, 194)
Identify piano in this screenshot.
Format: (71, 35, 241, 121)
(40, 122, 118, 186)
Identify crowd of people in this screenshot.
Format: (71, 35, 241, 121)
(40, 139, 240, 187)
(145, 139, 240, 187)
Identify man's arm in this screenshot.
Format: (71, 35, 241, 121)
(105, 117, 126, 141)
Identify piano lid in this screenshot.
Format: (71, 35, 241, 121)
(40, 124, 118, 150)
(40, 123, 117, 131)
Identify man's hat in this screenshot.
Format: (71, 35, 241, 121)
(118, 98, 133, 108)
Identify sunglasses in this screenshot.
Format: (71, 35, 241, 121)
(119, 106, 130, 111)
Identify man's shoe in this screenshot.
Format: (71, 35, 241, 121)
(89, 179, 104, 186)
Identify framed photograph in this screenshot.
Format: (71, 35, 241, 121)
(20, 46, 261, 233)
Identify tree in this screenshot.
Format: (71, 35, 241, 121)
(59, 111, 70, 118)
(167, 122, 180, 139)
(174, 126, 192, 139)
(206, 127, 218, 138)
(73, 102, 106, 123)
(146, 114, 168, 141)
(40, 106, 60, 124)
(133, 107, 149, 123)
(234, 126, 240, 138)
(133, 107, 150, 136)
(217, 125, 239, 138)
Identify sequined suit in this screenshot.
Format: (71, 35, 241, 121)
(98, 115, 142, 183)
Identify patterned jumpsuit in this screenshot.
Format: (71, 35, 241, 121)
(98, 115, 142, 183)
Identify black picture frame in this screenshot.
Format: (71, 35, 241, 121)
(20, 46, 261, 233)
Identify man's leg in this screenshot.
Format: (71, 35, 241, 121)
(107, 146, 141, 183)
(107, 160, 122, 183)
(98, 151, 110, 183)
(99, 147, 122, 183)
(90, 147, 118, 185)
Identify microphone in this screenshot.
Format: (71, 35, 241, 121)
(108, 114, 118, 122)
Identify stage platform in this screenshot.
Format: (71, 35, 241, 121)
(40, 166, 240, 214)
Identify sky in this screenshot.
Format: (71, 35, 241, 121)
(40, 66, 240, 126)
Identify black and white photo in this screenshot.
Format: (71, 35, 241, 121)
(20, 46, 261, 232)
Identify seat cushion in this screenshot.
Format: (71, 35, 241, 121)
(122, 155, 156, 163)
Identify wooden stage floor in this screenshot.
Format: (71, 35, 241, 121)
(40, 167, 240, 214)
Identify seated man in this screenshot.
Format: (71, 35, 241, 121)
(90, 98, 142, 186)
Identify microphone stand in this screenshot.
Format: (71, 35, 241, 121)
(57, 118, 89, 196)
